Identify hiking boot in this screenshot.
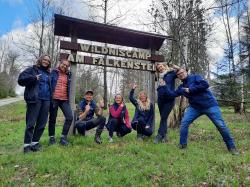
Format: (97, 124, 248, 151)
(60, 136, 69, 146)
(137, 134, 144, 141)
(229, 148, 240, 155)
(95, 128, 103, 144)
(178, 144, 187, 149)
(23, 145, 32, 154)
(31, 143, 42, 152)
(48, 136, 56, 145)
(154, 134, 167, 144)
(95, 134, 102, 144)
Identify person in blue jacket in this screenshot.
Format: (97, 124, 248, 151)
(48, 59, 73, 146)
(18, 55, 51, 153)
(75, 90, 106, 144)
(129, 83, 154, 141)
(154, 62, 179, 143)
(159, 68, 239, 155)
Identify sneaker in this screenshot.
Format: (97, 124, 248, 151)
(31, 143, 42, 152)
(23, 145, 32, 154)
(48, 136, 56, 145)
(229, 148, 240, 155)
(60, 137, 69, 146)
(95, 135, 102, 144)
(178, 144, 187, 149)
(109, 136, 114, 143)
(154, 134, 167, 144)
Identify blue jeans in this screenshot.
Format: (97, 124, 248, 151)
(180, 106, 236, 150)
(48, 99, 73, 136)
(157, 100, 174, 136)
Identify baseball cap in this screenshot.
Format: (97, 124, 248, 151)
(84, 90, 94, 95)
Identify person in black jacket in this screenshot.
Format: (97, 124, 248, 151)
(154, 63, 179, 143)
(18, 55, 51, 153)
(129, 83, 154, 141)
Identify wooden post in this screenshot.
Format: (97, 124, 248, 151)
(69, 32, 77, 135)
(150, 48, 156, 132)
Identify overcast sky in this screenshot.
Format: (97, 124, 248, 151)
(0, 0, 243, 68)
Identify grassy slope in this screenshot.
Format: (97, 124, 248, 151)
(0, 101, 250, 186)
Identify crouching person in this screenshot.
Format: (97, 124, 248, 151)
(106, 94, 132, 143)
(129, 83, 154, 141)
(75, 90, 106, 144)
(48, 59, 73, 146)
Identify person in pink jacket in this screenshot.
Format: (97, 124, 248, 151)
(106, 94, 132, 143)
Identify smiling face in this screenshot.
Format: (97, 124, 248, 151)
(156, 63, 167, 73)
(139, 91, 147, 102)
(115, 95, 123, 104)
(59, 59, 70, 73)
(84, 93, 93, 102)
(41, 55, 51, 68)
(177, 69, 188, 80)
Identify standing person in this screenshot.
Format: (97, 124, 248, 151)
(129, 83, 154, 141)
(18, 55, 51, 153)
(160, 68, 239, 155)
(106, 94, 132, 143)
(154, 63, 178, 143)
(75, 90, 106, 144)
(48, 59, 73, 146)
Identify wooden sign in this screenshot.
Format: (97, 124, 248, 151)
(60, 41, 164, 62)
(60, 53, 156, 71)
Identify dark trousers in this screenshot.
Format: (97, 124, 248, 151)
(107, 118, 131, 137)
(132, 119, 153, 137)
(157, 100, 174, 136)
(24, 100, 50, 144)
(48, 99, 73, 136)
(75, 116, 106, 135)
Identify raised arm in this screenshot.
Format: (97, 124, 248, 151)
(95, 100, 104, 117)
(129, 89, 138, 107)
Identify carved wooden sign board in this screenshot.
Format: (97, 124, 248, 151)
(60, 41, 164, 72)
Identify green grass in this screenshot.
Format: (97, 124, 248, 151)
(0, 101, 250, 186)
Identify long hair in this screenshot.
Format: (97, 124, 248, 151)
(36, 54, 51, 70)
(137, 91, 151, 111)
(155, 62, 171, 73)
(113, 94, 124, 110)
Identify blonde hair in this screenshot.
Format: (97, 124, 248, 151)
(137, 91, 151, 111)
(155, 62, 170, 73)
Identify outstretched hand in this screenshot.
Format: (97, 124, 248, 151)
(85, 104, 91, 112)
(98, 99, 105, 108)
(159, 79, 166, 86)
(36, 74, 42, 80)
(131, 83, 137, 89)
(183, 88, 190, 93)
